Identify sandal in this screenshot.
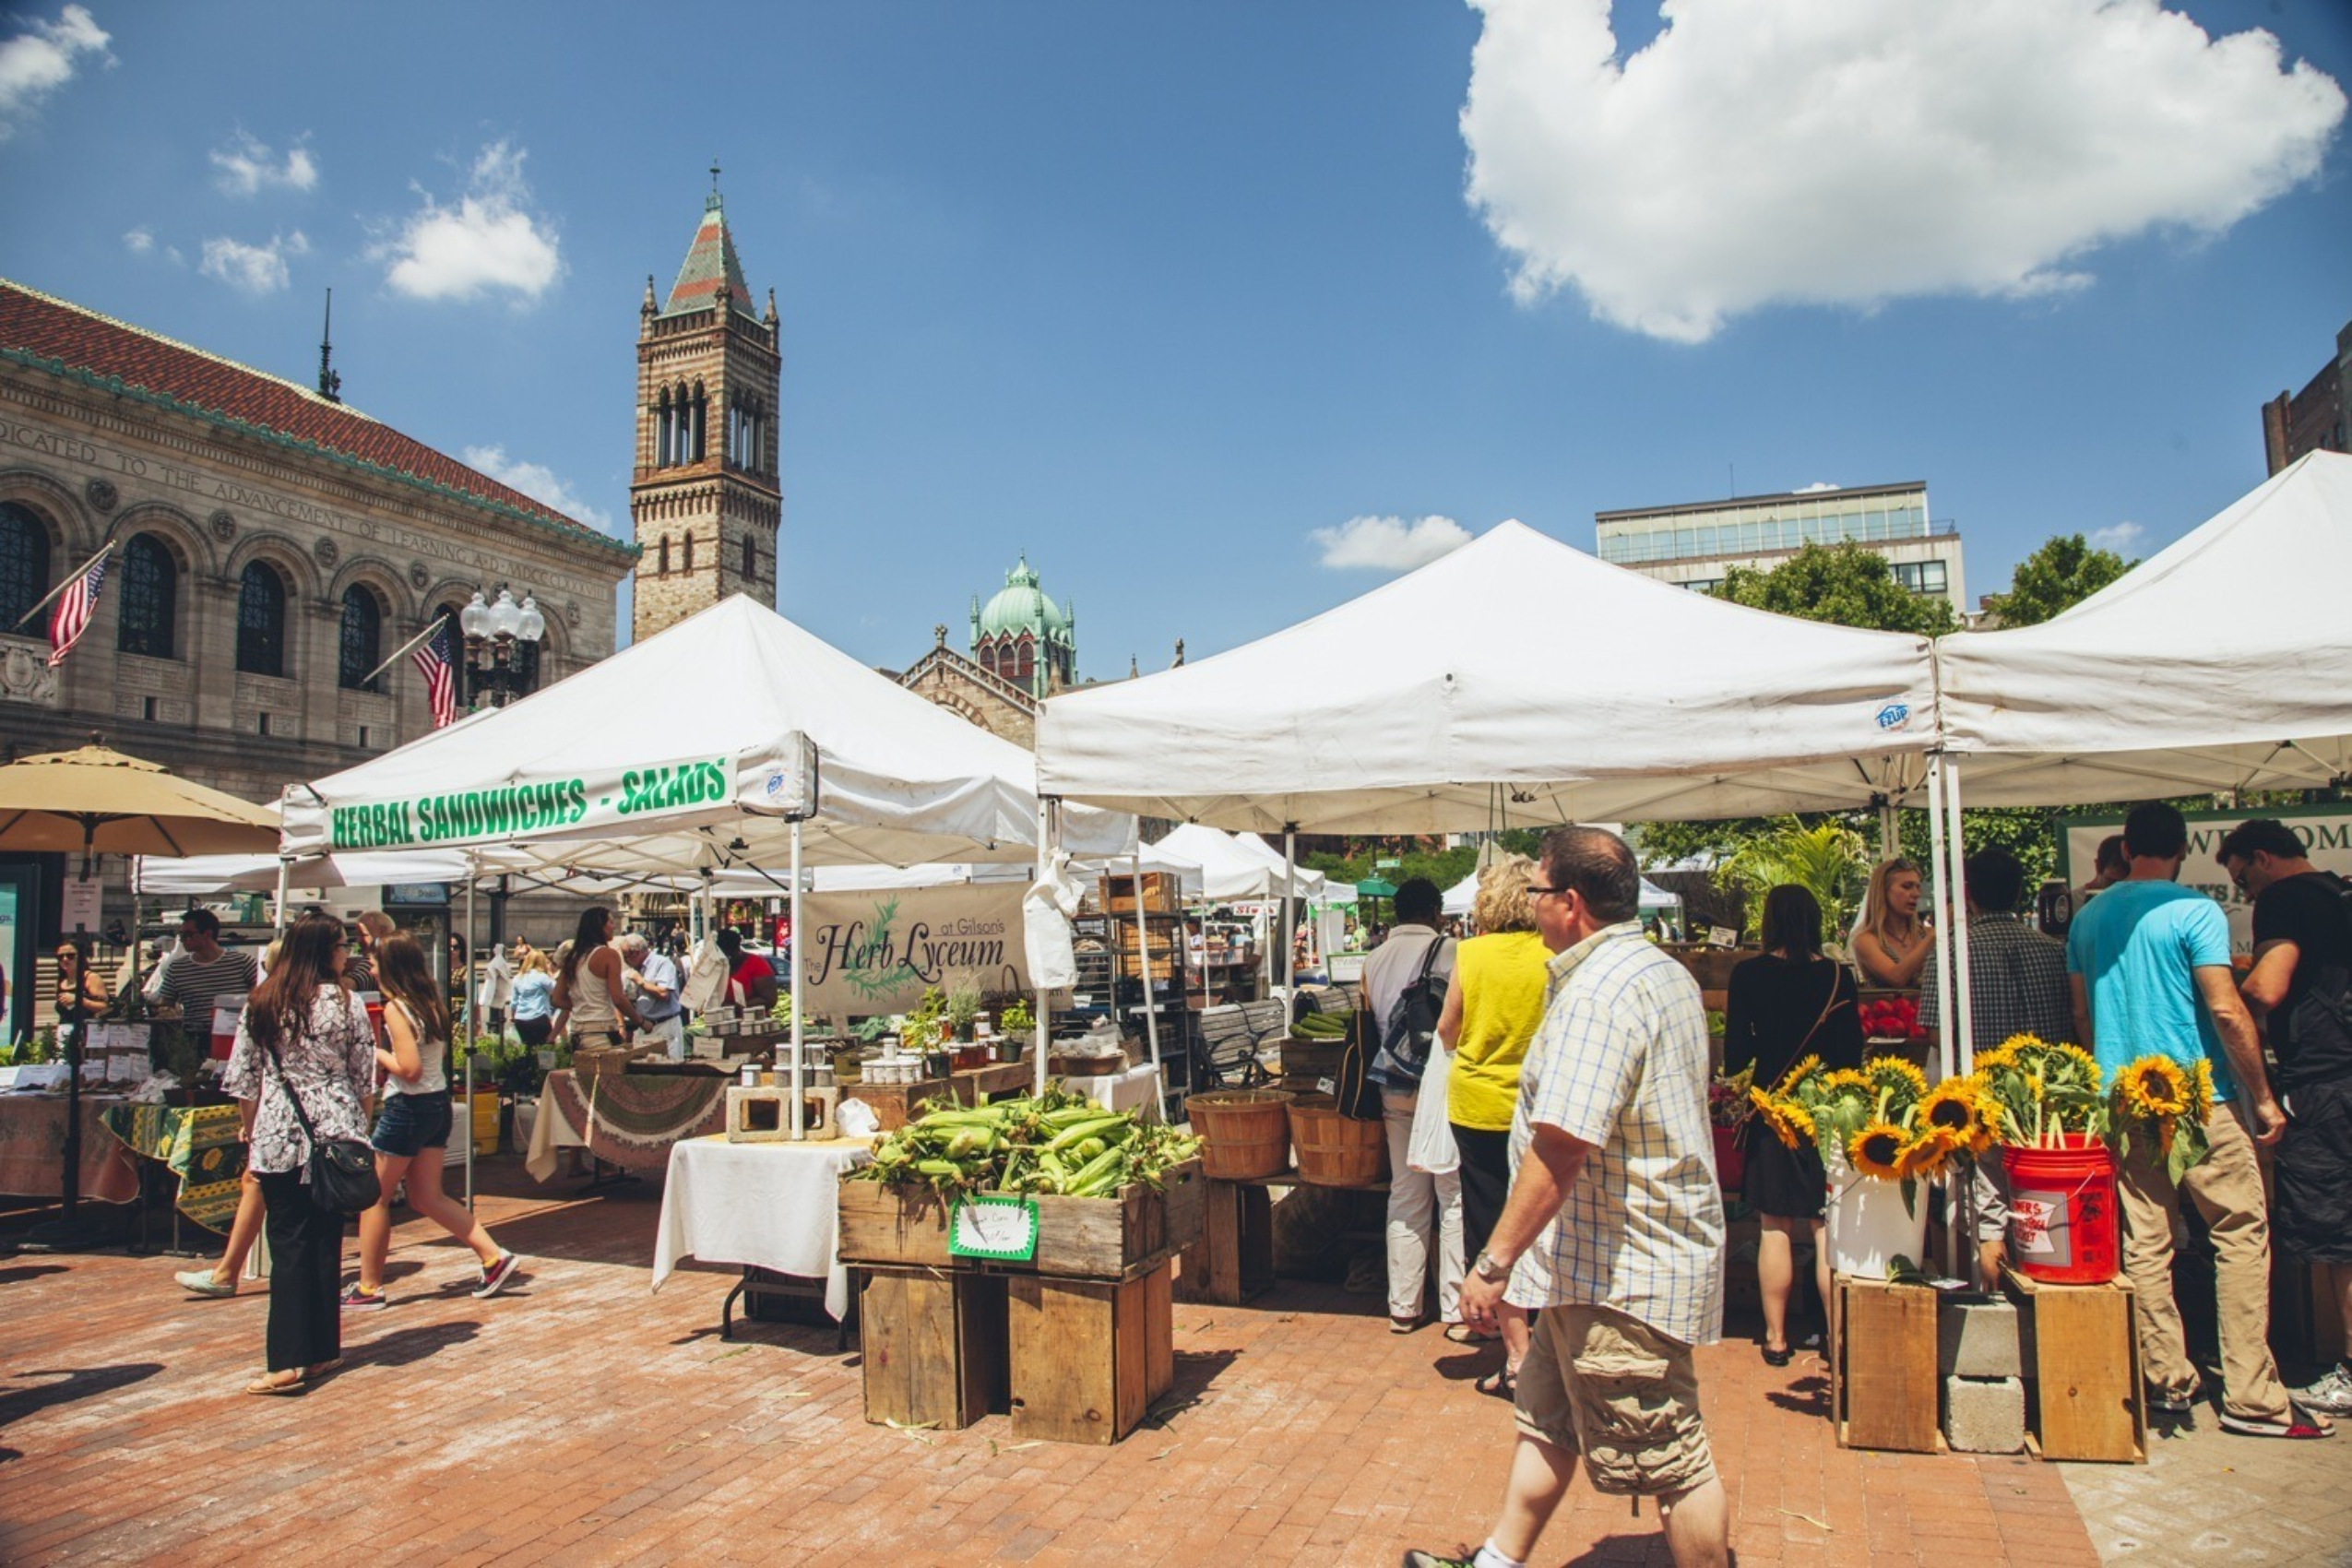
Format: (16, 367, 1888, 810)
(1444, 1323, 1501, 1346)
(244, 1372, 306, 1396)
(1476, 1367, 1516, 1399)
(1762, 1343, 1794, 1368)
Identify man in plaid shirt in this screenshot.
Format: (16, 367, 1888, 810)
(1919, 848, 2074, 1051)
(1410, 826, 1728, 1568)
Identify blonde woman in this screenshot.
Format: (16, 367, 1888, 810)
(1435, 856, 1551, 1396)
(509, 947, 557, 1048)
(1854, 858, 1934, 990)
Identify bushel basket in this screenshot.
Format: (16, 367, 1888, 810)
(1183, 1089, 1293, 1180)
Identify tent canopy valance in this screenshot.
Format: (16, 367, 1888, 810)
(1037, 520, 1939, 832)
(279, 595, 1134, 876)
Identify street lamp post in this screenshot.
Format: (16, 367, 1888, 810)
(455, 588, 547, 709)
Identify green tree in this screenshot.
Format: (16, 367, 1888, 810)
(1981, 533, 2135, 628)
(1712, 541, 1958, 636)
(1716, 820, 1871, 939)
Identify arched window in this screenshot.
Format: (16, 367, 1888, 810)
(741, 535, 754, 580)
(115, 532, 178, 659)
(1016, 635, 1034, 683)
(658, 535, 671, 576)
(683, 531, 695, 572)
(235, 561, 288, 676)
(692, 384, 707, 462)
(515, 636, 541, 694)
(338, 585, 383, 691)
(0, 501, 53, 636)
(979, 643, 996, 675)
(655, 388, 672, 469)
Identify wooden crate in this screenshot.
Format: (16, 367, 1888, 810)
(838, 1182, 957, 1268)
(1006, 1260, 1175, 1444)
(2003, 1265, 2145, 1464)
(1180, 1174, 1278, 1306)
(859, 1265, 1008, 1431)
(1831, 1275, 1943, 1454)
(1101, 873, 1180, 913)
(840, 1164, 1205, 1279)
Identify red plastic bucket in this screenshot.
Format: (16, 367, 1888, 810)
(1711, 1124, 1746, 1193)
(2002, 1135, 2119, 1285)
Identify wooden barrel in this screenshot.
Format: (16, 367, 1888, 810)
(1184, 1089, 1294, 1180)
(1288, 1094, 1385, 1187)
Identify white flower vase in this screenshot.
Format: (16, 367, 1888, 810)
(1823, 1146, 1929, 1277)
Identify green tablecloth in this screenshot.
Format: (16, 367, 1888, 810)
(101, 1102, 247, 1232)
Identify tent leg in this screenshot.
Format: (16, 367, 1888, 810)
(1281, 826, 1297, 1004)
(1878, 800, 1900, 860)
(463, 859, 479, 1211)
(1942, 759, 1974, 1075)
(1922, 759, 1963, 1279)
(1132, 849, 1162, 1096)
(790, 819, 804, 1138)
(1035, 800, 1056, 1099)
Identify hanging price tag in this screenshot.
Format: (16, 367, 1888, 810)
(948, 1194, 1039, 1262)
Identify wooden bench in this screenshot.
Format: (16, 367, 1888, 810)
(1190, 999, 1289, 1091)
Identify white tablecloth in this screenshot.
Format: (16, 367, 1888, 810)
(1073, 1062, 1163, 1120)
(650, 1134, 873, 1319)
(522, 1080, 584, 1182)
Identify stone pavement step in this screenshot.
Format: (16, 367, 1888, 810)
(0, 1158, 2104, 1566)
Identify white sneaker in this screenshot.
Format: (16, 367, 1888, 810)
(2290, 1364, 2352, 1418)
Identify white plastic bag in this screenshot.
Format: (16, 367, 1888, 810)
(1406, 1049, 1458, 1175)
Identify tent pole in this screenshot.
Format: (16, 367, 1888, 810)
(1878, 799, 1900, 860)
(462, 855, 479, 1211)
(1942, 758, 1974, 1076)
(1035, 799, 1054, 1098)
(1132, 848, 1162, 1099)
(789, 818, 805, 1137)
(1922, 757, 1962, 1278)
(1282, 825, 1297, 1002)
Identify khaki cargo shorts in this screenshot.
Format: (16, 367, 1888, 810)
(1514, 1303, 1716, 1498)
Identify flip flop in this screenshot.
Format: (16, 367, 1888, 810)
(244, 1373, 306, 1396)
(1476, 1368, 1516, 1399)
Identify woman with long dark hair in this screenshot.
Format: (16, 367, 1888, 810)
(219, 914, 374, 1395)
(1725, 885, 1864, 1366)
(342, 933, 522, 1311)
(552, 906, 647, 1050)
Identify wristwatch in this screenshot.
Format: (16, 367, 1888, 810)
(1472, 1249, 1512, 1284)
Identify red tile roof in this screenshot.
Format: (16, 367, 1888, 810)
(0, 279, 628, 552)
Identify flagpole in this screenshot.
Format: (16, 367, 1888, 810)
(7, 540, 115, 635)
(359, 617, 445, 690)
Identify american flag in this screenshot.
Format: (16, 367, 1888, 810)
(45, 553, 107, 669)
(410, 618, 459, 729)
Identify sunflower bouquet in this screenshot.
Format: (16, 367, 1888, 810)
(1971, 1033, 2108, 1148)
(1749, 1053, 1992, 1214)
(2109, 1053, 2215, 1182)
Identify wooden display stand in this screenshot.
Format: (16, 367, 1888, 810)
(1831, 1274, 1943, 1454)
(858, 1265, 1009, 1431)
(1180, 1173, 1280, 1306)
(2002, 1265, 2146, 1463)
(1006, 1260, 1175, 1444)
(839, 1164, 1205, 1282)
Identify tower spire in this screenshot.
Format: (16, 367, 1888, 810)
(315, 287, 341, 403)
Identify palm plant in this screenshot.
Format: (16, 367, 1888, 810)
(1714, 818, 1869, 941)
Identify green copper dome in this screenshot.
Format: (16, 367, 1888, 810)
(977, 555, 1070, 638)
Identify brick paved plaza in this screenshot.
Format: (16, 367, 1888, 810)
(0, 1156, 2137, 1568)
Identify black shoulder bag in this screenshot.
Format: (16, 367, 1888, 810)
(1374, 936, 1454, 1083)
(262, 997, 381, 1218)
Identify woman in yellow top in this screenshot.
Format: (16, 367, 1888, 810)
(1434, 855, 1551, 1396)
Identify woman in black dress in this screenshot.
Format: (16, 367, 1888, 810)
(1726, 885, 1863, 1365)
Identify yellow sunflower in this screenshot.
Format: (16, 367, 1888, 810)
(1895, 1129, 1954, 1180)
(1918, 1078, 1994, 1152)
(1850, 1122, 1907, 1179)
(2118, 1055, 2192, 1119)
(2191, 1058, 2215, 1123)
(1864, 1055, 1930, 1100)
(2051, 1040, 2103, 1084)
(1774, 1053, 1824, 1094)
(1750, 1088, 1814, 1150)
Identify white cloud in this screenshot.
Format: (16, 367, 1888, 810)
(0, 4, 111, 141)
(1311, 515, 1473, 571)
(1795, 481, 1840, 493)
(122, 225, 151, 253)
(461, 444, 612, 532)
(209, 130, 317, 196)
(374, 141, 562, 303)
(197, 230, 307, 294)
(1461, 0, 2347, 343)
(2089, 521, 2145, 552)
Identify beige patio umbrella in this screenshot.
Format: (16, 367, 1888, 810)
(0, 742, 278, 1249)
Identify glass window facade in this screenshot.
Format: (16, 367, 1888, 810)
(115, 533, 177, 659)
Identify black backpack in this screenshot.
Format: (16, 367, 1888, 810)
(1327, 1005, 1383, 1121)
(1375, 936, 1454, 1085)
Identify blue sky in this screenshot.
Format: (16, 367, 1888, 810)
(2, 1, 2346, 673)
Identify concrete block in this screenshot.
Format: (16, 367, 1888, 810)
(1939, 1298, 2023, 1378)
(1944, 1373, 2025, 1455)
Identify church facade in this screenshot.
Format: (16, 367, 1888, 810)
(893, 555, 1084, 747)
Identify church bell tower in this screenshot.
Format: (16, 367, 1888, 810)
(630, 175, 782, 641)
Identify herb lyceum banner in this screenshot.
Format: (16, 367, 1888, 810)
(325, 756, 734, 850)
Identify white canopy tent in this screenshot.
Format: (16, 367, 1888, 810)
(281, 594, 1139, 1128)
(1939, 451, 2352, 805)
(1438, 868, 1681, 920)
(1150, 824, 1327, 903)
(1039, 519, 1941, 835)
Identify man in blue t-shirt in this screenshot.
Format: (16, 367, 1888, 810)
(2066, 802, 2321, 1439)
